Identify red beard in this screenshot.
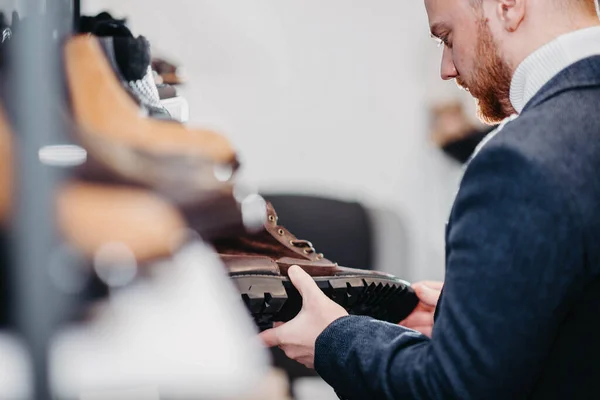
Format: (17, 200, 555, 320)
(456, 18, 516, 124)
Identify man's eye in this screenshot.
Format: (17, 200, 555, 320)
(431, 33, 451, 49)
(441, 37, 452, 49)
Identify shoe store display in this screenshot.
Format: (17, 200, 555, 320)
(64, 36, 266, 239)
(0, 24, 271, 397)
(214, 203, 419, 331)
(31, 33, 269, 399)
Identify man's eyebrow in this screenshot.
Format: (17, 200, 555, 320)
(430, 22, 449, 39)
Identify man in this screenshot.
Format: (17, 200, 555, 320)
(259, 0, 600, 398)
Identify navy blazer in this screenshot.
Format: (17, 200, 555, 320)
(314, 56, 600, 399)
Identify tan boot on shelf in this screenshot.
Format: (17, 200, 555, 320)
(63, 35, 265, 239)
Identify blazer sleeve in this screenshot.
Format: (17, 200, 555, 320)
(314, 143, 584, 400)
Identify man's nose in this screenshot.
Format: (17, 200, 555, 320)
(440, 46, 458, 80)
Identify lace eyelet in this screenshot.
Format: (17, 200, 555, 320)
(268, 215, 276, 223)
(303, 249, 311, 254)
(317, 253, 324, 260)
(278, 229, 285, 236)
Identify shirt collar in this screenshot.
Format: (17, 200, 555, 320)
(510, 25, 600, 114)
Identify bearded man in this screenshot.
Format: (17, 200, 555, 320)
(259, 0, 600, 398)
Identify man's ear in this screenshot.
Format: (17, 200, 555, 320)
(495, 0, 526, 32)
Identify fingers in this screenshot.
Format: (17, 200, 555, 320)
(288, 265, 321, 299)
(412, 283, 442, 307)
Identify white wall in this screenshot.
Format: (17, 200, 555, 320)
(83, 0, 468, 282)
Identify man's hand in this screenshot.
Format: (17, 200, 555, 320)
(399, 281, 443, 337)
(259, 265, 348, 369)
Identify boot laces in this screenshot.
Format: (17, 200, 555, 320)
(269, 213, 324, 259)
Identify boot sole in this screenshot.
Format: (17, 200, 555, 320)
(231, 274, 419, 331)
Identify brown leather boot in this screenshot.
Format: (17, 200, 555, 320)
(213, 203, 418, 331)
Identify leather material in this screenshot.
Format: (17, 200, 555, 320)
(264, 195, 373, 271)
(215, 202, 394, 279)
(71, 128, 246, 240)
(275, 257, 341, 277)
(221, 255, 280, 276)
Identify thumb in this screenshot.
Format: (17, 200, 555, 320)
(259, 325, 283, 348)
(288, 265, 320, 299)
(413, 283, 441, 307)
